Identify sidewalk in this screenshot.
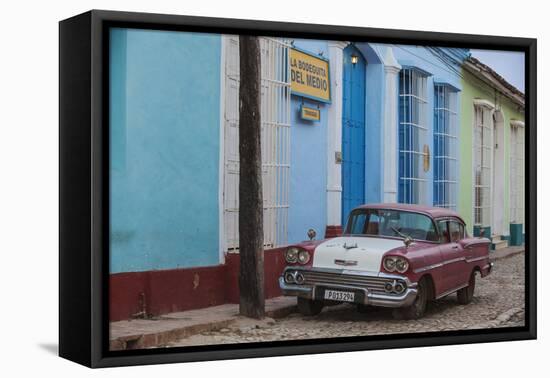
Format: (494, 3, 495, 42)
(490, 245, 525, 261)
(110, 296, 297, 350)
(110, 245, 525, 351)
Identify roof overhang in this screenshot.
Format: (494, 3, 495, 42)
(463, 59, 525, 108)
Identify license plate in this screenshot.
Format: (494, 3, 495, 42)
(324, 289, 355, 302)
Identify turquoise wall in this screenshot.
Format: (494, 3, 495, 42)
(109, 28, 221, 273)
(287, 39, 329, 244)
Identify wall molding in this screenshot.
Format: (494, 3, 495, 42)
(382, 47, 401, 203)
(326, 41, 346, 225)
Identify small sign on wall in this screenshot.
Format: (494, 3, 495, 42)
(300, 105, 321, 122)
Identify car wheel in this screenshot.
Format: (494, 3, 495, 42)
(392, 277, 428, 320)
(457, 271, 476, 305)
(297, 297, 323, 316)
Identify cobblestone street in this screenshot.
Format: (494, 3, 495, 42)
(168, 253, 525, 347)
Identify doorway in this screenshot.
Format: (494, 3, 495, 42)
(341, 45, 366, 224)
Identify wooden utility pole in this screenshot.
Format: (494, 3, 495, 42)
(238, 35, 265, 319)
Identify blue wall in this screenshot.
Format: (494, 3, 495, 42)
(355, 43, 385, 204)
(109, 28, 221, 273)
(287, 39, 329, 244)
(391, 45, 464, 206)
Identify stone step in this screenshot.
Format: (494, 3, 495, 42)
(493, 239, 509, 250)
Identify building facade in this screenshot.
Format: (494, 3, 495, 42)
(458, 57, 525, 248)
(108, 28, 523, 321)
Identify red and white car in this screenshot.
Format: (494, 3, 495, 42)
(279, 204, 493, 319)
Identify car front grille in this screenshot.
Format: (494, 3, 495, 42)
(299, 270, 403, 295)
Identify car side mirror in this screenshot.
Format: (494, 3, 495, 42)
(307, 228, 317, 241)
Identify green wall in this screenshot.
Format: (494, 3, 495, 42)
(459, 69, 524, 236)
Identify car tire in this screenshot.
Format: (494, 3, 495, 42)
(297, 297, 323, 316)
(457, 271, 476, 305)
(392, 277, 429, 320)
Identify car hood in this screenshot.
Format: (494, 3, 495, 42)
(312, 236, 404, 273)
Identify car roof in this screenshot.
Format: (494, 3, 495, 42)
(354, 203, 466, 223)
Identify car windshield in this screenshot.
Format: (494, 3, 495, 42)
(344, 209, 439, 242)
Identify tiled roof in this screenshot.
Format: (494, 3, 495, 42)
(466, 56, 525, 103)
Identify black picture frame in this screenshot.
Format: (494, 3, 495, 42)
(59, 9, 537, 368)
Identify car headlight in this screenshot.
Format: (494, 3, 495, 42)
(297, 250, 310, 265)
(285, 247, 299, 263)
(395, 258, 409, 273)
(383, 256, 397, 272)
(383, 256, 409, 273)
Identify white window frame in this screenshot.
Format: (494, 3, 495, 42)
(473, 100, 495, 228)
(433, 84, 458, 210)
(510, 120, 525, 225)
(222, 36, 291, 252)
(398, 68, 429, 205)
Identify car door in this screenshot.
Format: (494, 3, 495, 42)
(448, 219, 470, 286)
(437, 219, 465, 295)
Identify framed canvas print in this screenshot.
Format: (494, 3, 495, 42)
(59, 9, 536, 368)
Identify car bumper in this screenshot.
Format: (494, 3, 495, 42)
(278, 271, 418, 308)
(481, 261, 494, 277)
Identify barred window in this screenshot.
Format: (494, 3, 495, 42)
(433, 84, 458, 210)
(399, 68, 429, 205)
(473, 104, 493, 227)
(223, 37, 291, 251)
(510, 121, 525, 225)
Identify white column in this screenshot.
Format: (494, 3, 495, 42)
(326, 41, 348, 226)
(381, 47, 401, 203)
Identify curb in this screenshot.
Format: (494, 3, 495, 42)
(110, 318, 237, 351)
(110, 303, 297, 351)
(490, 248, 525, 262)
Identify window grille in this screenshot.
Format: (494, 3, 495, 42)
(510, 122, 525, 225)
(473, 105, 493, 227)
(398, 68, 429, 205)
(433, 84, 458, 210)
(223, 36, 291, 251)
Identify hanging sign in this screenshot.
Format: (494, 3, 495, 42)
(300, 105, 321, 122)
(290, 48, 331, 103)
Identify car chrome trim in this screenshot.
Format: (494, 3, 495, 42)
(462, 240, 491, 248)
(413, 262, 444, 274)
(334, 259, 358, 266)
(282, 266, 415, 287)
(435, 283, 469, 299)
(465, 256, 488, 263)
(413, 256, 467, 274)
(414, 254, 489, 274)
(278, 277, 417, 308)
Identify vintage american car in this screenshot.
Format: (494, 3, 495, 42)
(279, 204, 493, 319)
